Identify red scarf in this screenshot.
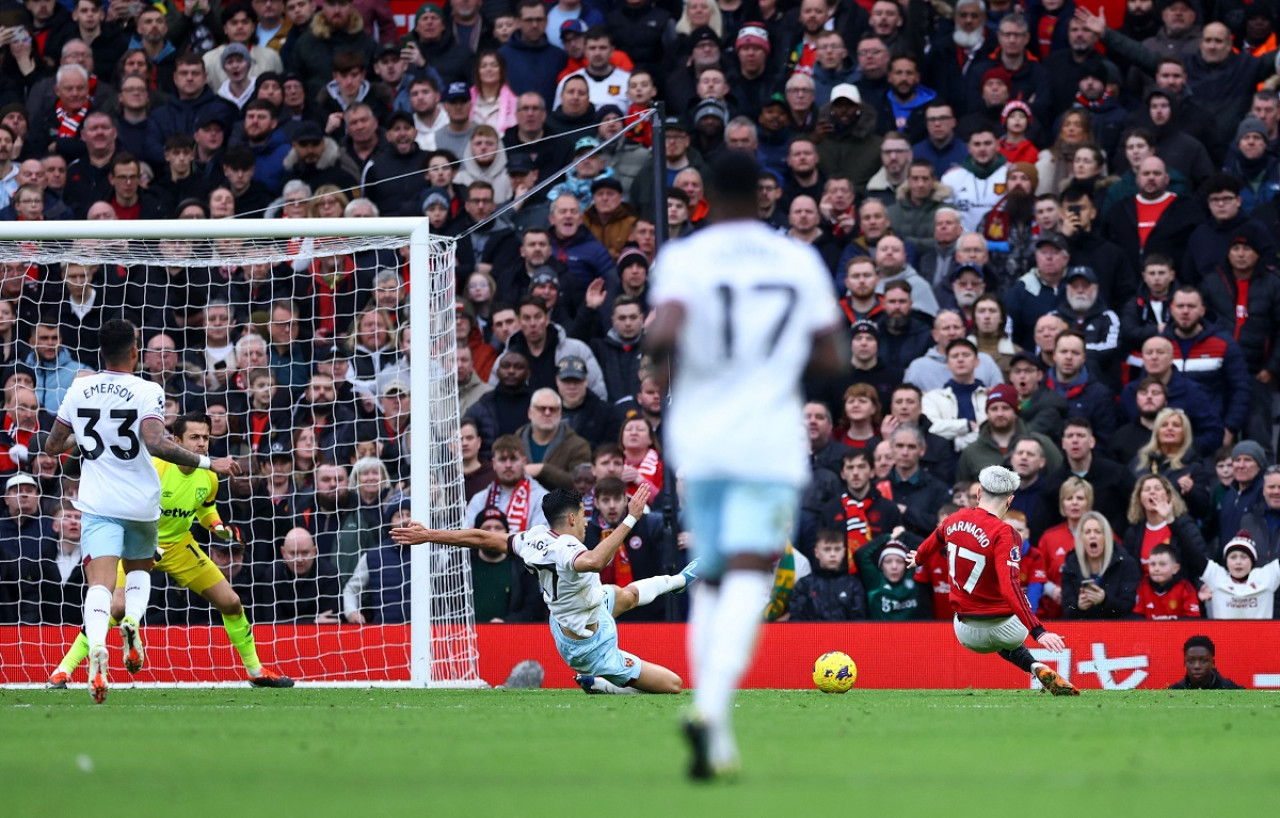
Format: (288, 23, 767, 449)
(630, 447, 663, 494)
(55, 101, 88, 139)
(597, 522, 634, 585)
(1073, 90, 1112, 110)
(839, 493, 876, 574)
(490, 479, 532, 532)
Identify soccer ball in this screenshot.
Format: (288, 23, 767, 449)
(812, 651, 857, 693)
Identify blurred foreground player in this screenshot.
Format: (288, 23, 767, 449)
(647, 151, 849, 780)
(392, 484, 698, 693)
(907, 466, 1078, 695)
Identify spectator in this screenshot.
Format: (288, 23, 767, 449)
(1110, 376, 1168, 466)
(1168, 635, 1245, 689)
(25, 319, 90, 413)
(1004, 232, 1071, 351)
(1119, 336, 1222, 453)
(548, 194, 615, 291)
(333, 455, 392, 586)
(296, 461, 351, 561)
(1129, 406, 1212, 520)
(1199, 231, 1280, 449)
(1198, 531, 1280, 620)
(804, 401, 852, 480)
(289, 0, 377, 101)
(1, 383, 51, 473)
(922, 338, 990, 452)
(874, 280, 932, 374)
(1117, 255, 1178, 384)
(832, 383, 882, 452)
(499, 0, 567, 106)
(819, 449, 902, 561)
(261, 527, 341, 623)
(343, 498, 413, 624)
(1061, 510, 1141, 618)
(1133, 543, 1201, 619)
(789, 528, 867, 621)
(1043, 330, 1116, 443)
(814, 320, 900, 414)
(1182, 174, 1275, 286)
(883, 423, 950, 535)
(468, 349, 533, 442)
(1219, 440, 1268, 542)
(1, 472, 51, 565)
(942, 122, 1008, 233)
(204, 3, 285, 90)
(459, 417, 494, 500)
(1102, 156, 1202, 275)
(1122, 472, 1208, 581)
(1058, 185, 1134, 313)
(61, 110, 120, 218)
(515, 387, 590, 492)
(1162, 286, 1252, 443)
(854, 529, 929, 620)
(1009, 436, 1053, 537)
(34, 502, 85, 625)
(503, 295, 605, 399)
(470, 505, 545, 622)
(463, 433, 549, 533)
(618, 415, 662, 497)
(1037, 476, 1094, 619)
(904, 309, 1004, 392)
(956, 383, 1061, 483)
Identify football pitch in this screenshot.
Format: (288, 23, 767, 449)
(2, 688, 1277, 818)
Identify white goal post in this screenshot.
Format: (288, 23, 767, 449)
(0, 217, 483, 688)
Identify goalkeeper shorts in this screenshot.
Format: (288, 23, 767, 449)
(113, 534, 226, 595)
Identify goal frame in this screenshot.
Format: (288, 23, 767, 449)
(0, 217, 483, 688)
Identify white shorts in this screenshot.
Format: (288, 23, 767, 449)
(953, 614, 1029, 654)
(683, 479, 798, 580)
(80, 512, 159, 562)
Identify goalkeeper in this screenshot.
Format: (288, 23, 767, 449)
(47, 412, 294, 689)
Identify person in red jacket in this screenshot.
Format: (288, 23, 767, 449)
(908, 464, 1078, 694)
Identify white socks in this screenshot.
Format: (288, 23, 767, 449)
(590, 676, 641, 694)
(692, 571, 772, 730)
(687, 583, 719, 689)
(83, 585, 112, 650)
(123, 570, 151, 624)
(630, 574, 685, 607)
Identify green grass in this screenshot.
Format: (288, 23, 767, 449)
(2, 688, 1278, 818)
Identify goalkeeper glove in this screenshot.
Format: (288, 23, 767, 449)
(212, 523, 243, 543)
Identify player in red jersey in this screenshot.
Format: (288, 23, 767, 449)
(907, 466, 1079, 695)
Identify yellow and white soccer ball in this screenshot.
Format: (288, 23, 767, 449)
(812, 651, 858, 693)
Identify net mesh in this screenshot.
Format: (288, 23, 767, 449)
(0, 225, 479, 686)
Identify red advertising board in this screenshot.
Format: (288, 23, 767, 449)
(3, 623, 1277, 689)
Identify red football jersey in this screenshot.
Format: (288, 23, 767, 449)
(916, 507, 1043, 633)
(913, 548, 952, 619)
(1134, 578, 1202, 620)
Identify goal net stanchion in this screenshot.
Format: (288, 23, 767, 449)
(0, 217, 483, 688)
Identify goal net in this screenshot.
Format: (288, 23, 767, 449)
(0, 217, 482, 688)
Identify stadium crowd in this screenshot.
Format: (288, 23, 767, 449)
(2, 0, 1280, 629)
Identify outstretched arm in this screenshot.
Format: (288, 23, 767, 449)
(390, 522, 510, 552)
(573, 484, 651, 573)
(140, 418, 242, 475)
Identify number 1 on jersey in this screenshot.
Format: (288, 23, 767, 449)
(948, 542, 987, 593)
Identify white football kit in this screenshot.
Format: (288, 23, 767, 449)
(55, 371, 166, 522)
(650, 220, 840, 487)
(510, 525, 642, 684)
(1200, 560, 1280, 620)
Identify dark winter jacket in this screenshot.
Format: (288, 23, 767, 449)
(789, 568, 868, 621)
(1199, 263, 1280, 377)
(1103, 193, 1205, 274)
(1119, 371, 1223, 456)
(1182, 213, 1277, 286)
(1161, 321, 1252, 433)
(498, 32, 568, 107)
(1061, 547, 1141, 619)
